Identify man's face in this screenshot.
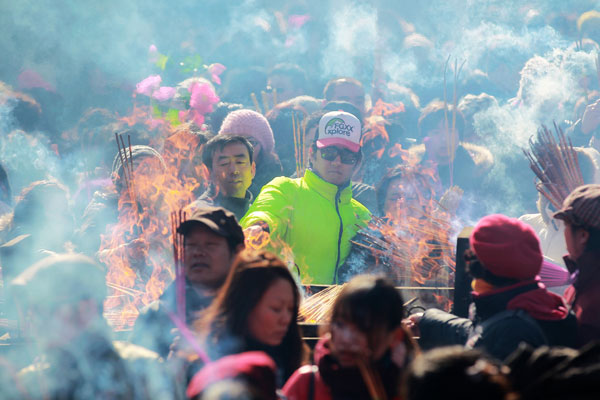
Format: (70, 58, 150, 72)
(331, 82, 366, 115)
(383, 178, 431, 218)
(184, 226, 235, 290)
(268, 74, 301, 103)
(423, 119, 460, 165)
(210, 143, 255, 198)
(310, 145, 359, 186)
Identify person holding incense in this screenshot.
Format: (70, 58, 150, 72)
(406, 214, 577, 361)
(188, 135, 256, 220)
(241, 111, 370, 284)
(283, 275, 417, 400)
(552, 184, 600, 346)
(193, 250, 306, 388)
(11, 253, 175, 399)
(218, 109, 283, 198)
(130, 207, 245, 358)
(407, 100, 493, 212)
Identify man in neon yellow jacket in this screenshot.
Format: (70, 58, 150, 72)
(241, 111, 371, 284)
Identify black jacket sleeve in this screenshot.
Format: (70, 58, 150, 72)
(418, 308, 473, 349)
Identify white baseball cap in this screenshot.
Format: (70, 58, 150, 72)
(317, 111, 361, 152)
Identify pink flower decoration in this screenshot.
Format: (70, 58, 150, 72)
(189, 82, 220, 115)
(152, 86, 176, 101)
(179, 109, 205, 126)
(288, 14, 311, 29)
(136, 75, 162, 96)
(207, 63, 226, 85)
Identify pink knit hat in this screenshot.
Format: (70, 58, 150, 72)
(218, 109, 275, 154)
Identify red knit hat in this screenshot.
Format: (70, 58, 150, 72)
(219, 109, 275, 154)
(469, 214, 543, 280)
(186, 351, 277, 400)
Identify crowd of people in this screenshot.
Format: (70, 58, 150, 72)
(2, 1, 600, 399)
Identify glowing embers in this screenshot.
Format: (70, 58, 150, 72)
(299, 284, 345, 324)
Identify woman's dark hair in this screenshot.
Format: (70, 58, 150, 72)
(572, 225, 600, 253)
(464, 249, 520, 287)
(197, 250, 304, 379)
(329, 275, 404, 350)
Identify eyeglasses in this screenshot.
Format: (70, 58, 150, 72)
(320, 147, 360, 165)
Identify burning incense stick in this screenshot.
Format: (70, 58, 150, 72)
(299, 284, 345, 322)
(115, 132, 133, 196)
(171, 209, 187, 322)
(272, 88, 278, 107)
(292, 112, 308, 177)
(251, 92, 262, 114)
(523, 123, 584, 210)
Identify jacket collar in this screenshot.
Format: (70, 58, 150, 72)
(201, 185, 253, 203)
(304, 169, 352, 203)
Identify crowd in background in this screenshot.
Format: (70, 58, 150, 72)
(1, 1, 600, 399)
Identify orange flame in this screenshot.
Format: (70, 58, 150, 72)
(101, 126, 205, 331)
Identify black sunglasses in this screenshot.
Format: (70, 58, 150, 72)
(320, 147, 360, 165)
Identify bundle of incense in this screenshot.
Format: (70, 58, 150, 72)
(261, 90, 270, 114)
(300, 286, 422, 324)
(442, 57, 466, 187)
(251, 92, 262, 114)
(170, 210, 187, 322)
(523, 123, 584, 210)
(299, 284, 345, 322)
(115, 132, 135, 202)
(292, 112, 308, 177)
(356, 357, 388, 400)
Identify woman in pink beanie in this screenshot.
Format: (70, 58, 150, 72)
(219, 109, 283, 197)
(405, 214, 577, 361)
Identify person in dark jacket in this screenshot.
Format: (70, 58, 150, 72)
(553, 184, 600, 346)
(10, 253, 174, 399)
(407, 214, 577, 361)
(130, 207, 245, 358)
(188, 135, 255, 220)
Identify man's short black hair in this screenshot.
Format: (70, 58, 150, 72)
(323, 77, 364, 101)
(268, 63, 308, 90)
(202, 135, 254, 171)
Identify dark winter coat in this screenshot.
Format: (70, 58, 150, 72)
(129, 281, 214, 358)
(188, 186, 253, 221)
(419, 280, 577, 361)
(249, 153, 283, 198)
